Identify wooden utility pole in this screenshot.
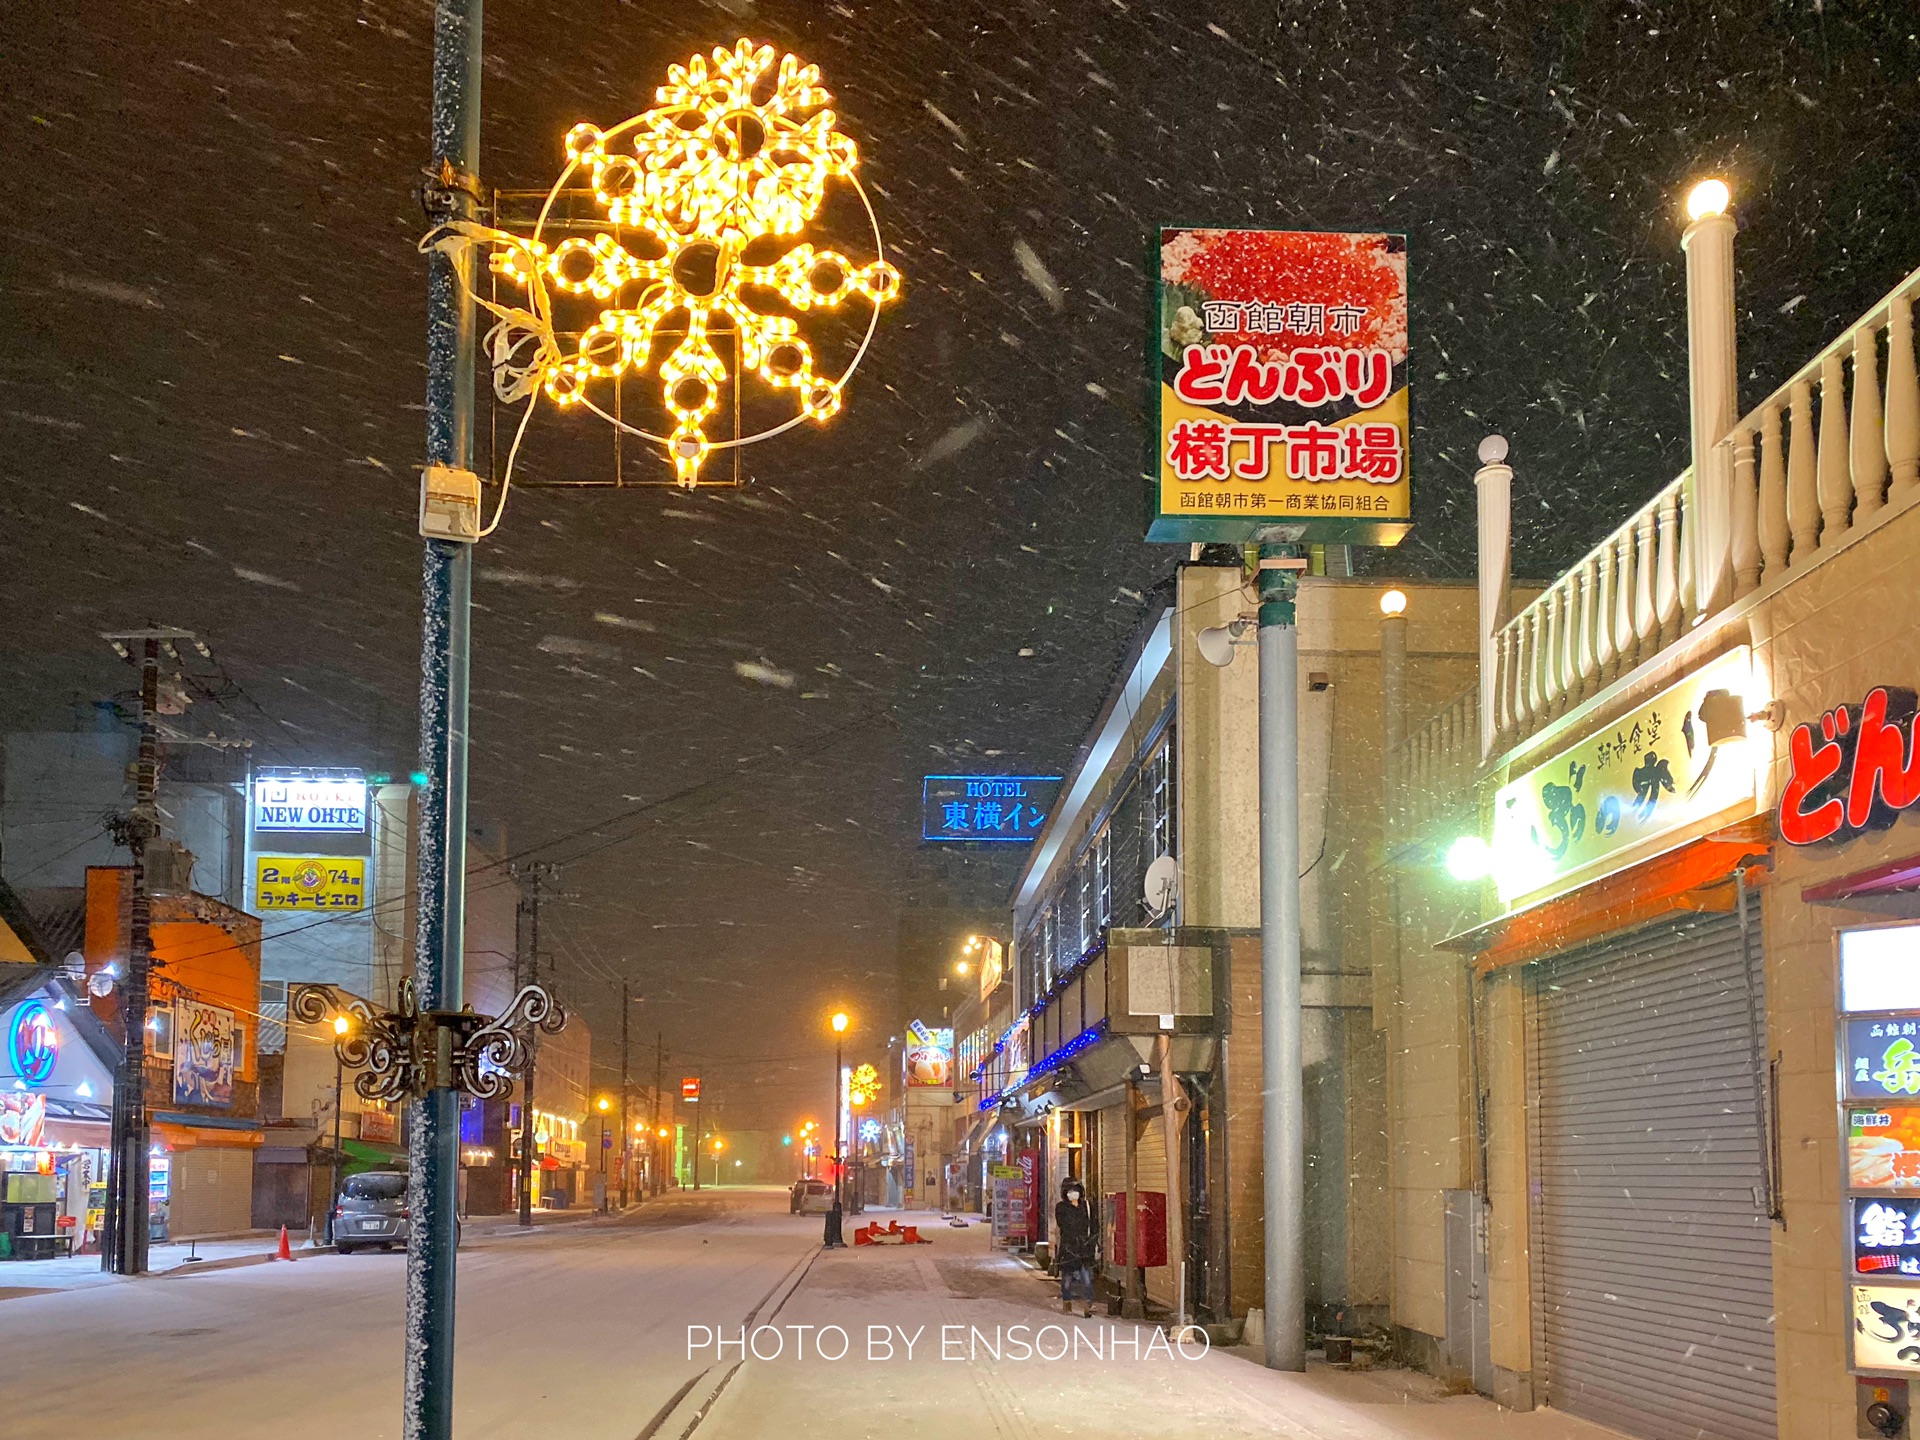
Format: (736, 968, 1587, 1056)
(512, 863, 557, 1224)
(618, 981, 631, 1210)
(651, 1033, 665, 1195)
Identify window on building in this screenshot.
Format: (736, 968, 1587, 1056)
(1095, 828, 1112, 927)
(1041, 907, 1057, 991)
(1146, 740, 1174, 860)
(1077, 851, 1096, 954)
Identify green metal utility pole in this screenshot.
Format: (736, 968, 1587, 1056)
(410, 0, 481, 1434)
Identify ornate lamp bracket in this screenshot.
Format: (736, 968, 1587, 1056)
(290, 981, 565, 1103)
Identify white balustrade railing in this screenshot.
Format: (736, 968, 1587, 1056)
(1489, 471, 1695, 753)
(1391, 685, 1478, 840)
(1721, 269, 1920, 593)
(1489, 260, 1920, 754)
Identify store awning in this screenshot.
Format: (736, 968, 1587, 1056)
(342, 1138, 404, 1173)
(1449, 822, 1771, 974)
(1802, 852, 1920, 913)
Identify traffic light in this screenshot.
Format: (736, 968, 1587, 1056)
(782, 1134, 792, 1146)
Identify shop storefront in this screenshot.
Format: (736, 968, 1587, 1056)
(1, 979, 120, 1258)
(1458, 644, 1780, 1436)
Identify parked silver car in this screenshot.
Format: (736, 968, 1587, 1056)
(333, 1171, 410, 1253)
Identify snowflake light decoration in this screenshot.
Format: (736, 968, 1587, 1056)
(486, 39, 900, 486)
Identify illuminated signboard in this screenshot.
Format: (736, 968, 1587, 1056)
(1149, 227, 1411, 546)
(1851, 1108, 1920, 1193)
(921, 776, 1061, 843)
(1852, 1285, 1920, 1373)
(1848, 1019, 1920, 1102)
(8, 1001, 58, 1086)
(904, 1020, 953, 1088)
(255, 856, 366, 911)
(252, 773, 368, 833)
(682, 1077, 701, 1102)
(1490, 648, 1758, 907)
(1854, 1197, 1920, 1278)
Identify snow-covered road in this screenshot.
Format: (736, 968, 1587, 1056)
(2, 1188, 1621, 1440)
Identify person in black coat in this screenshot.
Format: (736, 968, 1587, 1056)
(1054, 1176, 1099, 1317)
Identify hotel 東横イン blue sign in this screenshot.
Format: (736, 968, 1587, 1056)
(921, 776, 1062, 843)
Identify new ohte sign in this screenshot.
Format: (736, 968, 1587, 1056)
(252, 776, 368, 833)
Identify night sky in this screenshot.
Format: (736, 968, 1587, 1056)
(5, 0, 1917, 1129)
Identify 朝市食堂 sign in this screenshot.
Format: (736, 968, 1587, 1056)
(1489, 648, 1759, 908)
(1149, 227, 1411, 546)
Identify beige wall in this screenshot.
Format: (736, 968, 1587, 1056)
(1177, 566, 1261, 930)
(1750, 500, 1920, 1440)
(1480, 968, 1533, 1395)
(1384, 489, 1920, 1430)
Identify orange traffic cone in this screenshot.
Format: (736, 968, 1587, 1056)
(276, 1225, 293, 1261)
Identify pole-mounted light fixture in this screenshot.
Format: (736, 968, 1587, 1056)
(1685, 177, 1731, 222)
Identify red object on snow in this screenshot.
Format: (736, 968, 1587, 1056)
(276, 1225, 293, 1261)
(853, 1220, 929, 1246)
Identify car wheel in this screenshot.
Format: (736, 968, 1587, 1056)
(379, 1242, 394, 1252)
(337, 1244, 355, 1255)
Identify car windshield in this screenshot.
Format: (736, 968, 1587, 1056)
(343, 1174, 407, 1202)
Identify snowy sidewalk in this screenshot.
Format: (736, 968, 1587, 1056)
(688, 1206, 1627, 1440)
(0, 1233, 327, 1297)
(0, 1198, 649, 1298)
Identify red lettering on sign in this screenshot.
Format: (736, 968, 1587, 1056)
(1780, 716, 1846, 845)
(1780, 688, 1920, 845)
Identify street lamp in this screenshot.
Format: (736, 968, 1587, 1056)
(711, 1136, 725, 1189)
(826, 1011, 850, 1247)
(325, 1014, 352, 1245)
(596, 1096, 612, 1213)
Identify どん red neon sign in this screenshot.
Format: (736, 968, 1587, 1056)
(1780, 687, 1920, 845)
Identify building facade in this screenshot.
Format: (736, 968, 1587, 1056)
(1385, 231, 1920, 1438)
(983, 562, 1476, 1326)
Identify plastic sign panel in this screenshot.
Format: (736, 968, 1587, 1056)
(253, 773, 368, 832)
(1844, 927, 1920, 1014)
(172, 999, 236, 1108)
(904, 1021, 954, 1088)
(1853, 1286, 1920, 1374)
(1852, 1108, 1920, 1193)
(1780, 687, 1920, 846)
(681, 1077, 701, 1102)
(0, 1092, 46, 1147)
(1854, 1198, 1920, 1278)
(1849, 1020, 1920, 1102)
(254, 856, 366, 912)
(8, 1000, 58, 1084)
(921, 776, 1061, 843)
(1490, 648, 1759, 908)
(978, 937, 1005, 1002)
(1149, 228, 1411, 545)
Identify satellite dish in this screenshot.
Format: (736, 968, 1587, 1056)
(1144, 854, 1180, 917)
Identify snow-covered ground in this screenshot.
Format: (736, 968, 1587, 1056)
(1, 1187, 1622, 1440)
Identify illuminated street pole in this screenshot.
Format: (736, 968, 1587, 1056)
(827, 1011, 849, 1247)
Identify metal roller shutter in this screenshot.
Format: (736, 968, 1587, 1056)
(1534, 902, 1776, 1440)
